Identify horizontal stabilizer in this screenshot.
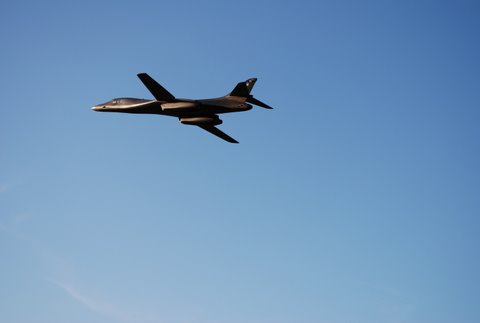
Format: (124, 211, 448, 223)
(246, 96, 273, 109)
(137, 73, 175, 102)
(198, 125, 239, 143)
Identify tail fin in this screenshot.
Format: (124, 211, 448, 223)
(228, 77, 273, 109)
(229, 78, 257, 97)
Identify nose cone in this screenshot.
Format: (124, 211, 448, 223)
(91, 105, 102, 111)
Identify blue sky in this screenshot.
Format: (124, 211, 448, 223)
(1, 0, 479, 322)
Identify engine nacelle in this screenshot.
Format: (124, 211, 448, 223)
(180, 116, 222, 126)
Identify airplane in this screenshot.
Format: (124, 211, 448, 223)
(91, 73, 273, 143)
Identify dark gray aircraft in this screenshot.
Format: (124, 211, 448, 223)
(91, 73, 273, 143)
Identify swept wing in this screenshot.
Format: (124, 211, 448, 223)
(198, 125, 239, 143)
(137, 73, 175, 102)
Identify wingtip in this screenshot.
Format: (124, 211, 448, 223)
(222, 136, 239, 144)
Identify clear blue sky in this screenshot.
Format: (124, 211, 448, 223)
(1, 1, 479, 322)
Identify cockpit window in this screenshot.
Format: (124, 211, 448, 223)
(111, 98, 128, 104)
(97, 98, 150, 107)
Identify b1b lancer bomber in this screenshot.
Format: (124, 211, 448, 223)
(92, 73, 273, 143)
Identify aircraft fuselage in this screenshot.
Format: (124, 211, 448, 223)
(91, 73, 272, 143)
(91, 97, 252, 118)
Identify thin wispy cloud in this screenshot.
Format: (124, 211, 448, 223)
(1, 224, 162, 323)
(0, 223, 69, 274)
(52, 280, 130, 322)
(0, 179, 22, 193)
(51, 279, 162, 323)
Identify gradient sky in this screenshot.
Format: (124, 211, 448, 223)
(1, 1, 479, 322)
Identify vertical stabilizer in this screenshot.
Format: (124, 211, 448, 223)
(229, 78, 257, 97)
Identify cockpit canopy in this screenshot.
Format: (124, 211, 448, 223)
(98, 97, 150, 106)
